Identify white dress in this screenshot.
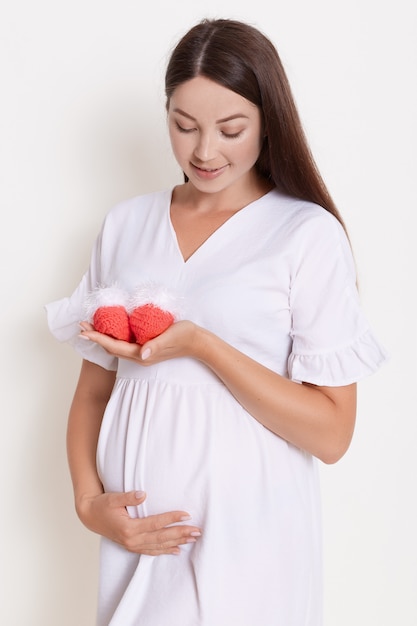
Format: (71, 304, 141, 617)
(46, 188, 386, 626)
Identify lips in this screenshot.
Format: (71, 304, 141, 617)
(191, 163, 229, 179)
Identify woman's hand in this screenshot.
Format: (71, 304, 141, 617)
(79, 319, 356, 463)
(79, 320, 201, 365)
(67, 360, 201, 555)
(77, 489, 202, 556)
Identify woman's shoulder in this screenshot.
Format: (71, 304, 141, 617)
(265, 189, 345, 240)
(106, 188, 172, 221)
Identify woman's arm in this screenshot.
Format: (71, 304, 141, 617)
(67, 359, 114, 509)
(67, 358, 202, 554)
(194, 327, 356, 464)
(79, 321, 356, 464)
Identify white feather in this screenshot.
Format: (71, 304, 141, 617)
(84, 284, 130, 321)
(128, 282, 183, 320)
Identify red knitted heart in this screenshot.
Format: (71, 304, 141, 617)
(93, 306, 132, 342)
(129, 304, 174, 344)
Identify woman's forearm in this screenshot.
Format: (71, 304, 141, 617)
(77, 321, 357, 464)
(66, 360, 116, 508)
(194, 327, 357, 464)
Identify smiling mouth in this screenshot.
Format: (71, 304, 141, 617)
(192, 163, 228, 173)
(199, 167, 217, 172)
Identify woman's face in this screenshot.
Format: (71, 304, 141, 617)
(168, 76, 264, 195)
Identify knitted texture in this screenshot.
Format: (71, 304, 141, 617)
(85, 283, 180, 343)
(93, 306, 132, 342)
(129, 304, 175, 344)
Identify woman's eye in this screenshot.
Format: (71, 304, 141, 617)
(175, 123, 194, 133)
(221, 130, 242, 139)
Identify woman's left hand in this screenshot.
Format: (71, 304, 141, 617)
(79, 320, 201, 365)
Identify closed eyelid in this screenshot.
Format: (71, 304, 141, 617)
(174, 120, 243, 136)
(221, 130, 243, 138)
(174, 121, 195, 132)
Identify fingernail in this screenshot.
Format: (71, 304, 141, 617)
(186, 538, 196, 544)
(135, 491, 146, 498)
(141, 348, 151, 360)
(180, 515, 192, 521)
(78, 334, 90, 341)
(190, 531, 201, 537)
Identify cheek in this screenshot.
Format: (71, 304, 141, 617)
(237, 136, 263, 166)
(169, 127, 194, 159)
(169, 132, 185, 162)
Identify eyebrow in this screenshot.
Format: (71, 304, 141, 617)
(173, 108, 249, 124)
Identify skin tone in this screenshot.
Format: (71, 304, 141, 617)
(167, 76, 273, 260)
(70, 76, 356, 556)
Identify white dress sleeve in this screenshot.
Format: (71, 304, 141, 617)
(45, 223, 118, 371)
(287, 211, 387, 386)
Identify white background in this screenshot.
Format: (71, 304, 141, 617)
(1, 1, 416, 624)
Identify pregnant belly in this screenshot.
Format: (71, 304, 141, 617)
(96, 378, 235, 519)
(96, 376, 306, 525)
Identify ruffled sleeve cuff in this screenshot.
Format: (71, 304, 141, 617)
(288, 328, 388, 386)
(45, 297, 118, 371)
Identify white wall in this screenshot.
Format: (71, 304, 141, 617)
(1, 1, 415, 624)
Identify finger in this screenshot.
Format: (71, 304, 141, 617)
(79, 327, 142, 359)
(119, 490, 148, 507)
(139, 547, 182, 556)
(114, 511, 202, 553)
(104, 490, 147, 509)
(137, 510, 197, 531)
(127, 530, 201, 554)
(79, 321, 94, 332)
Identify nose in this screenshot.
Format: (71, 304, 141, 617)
(193, 131, 217, 162)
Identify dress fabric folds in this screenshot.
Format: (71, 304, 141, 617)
(46, 188, 387, 625)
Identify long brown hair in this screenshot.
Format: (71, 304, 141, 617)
(165, 18, 347, 231)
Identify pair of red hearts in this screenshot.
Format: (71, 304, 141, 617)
(93, 303, 175, 345)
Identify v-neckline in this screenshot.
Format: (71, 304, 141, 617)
(167, 187, 275, 265)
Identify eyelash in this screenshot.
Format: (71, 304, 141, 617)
(222, 131, 242, 139)
(175, 123, 242, 139)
